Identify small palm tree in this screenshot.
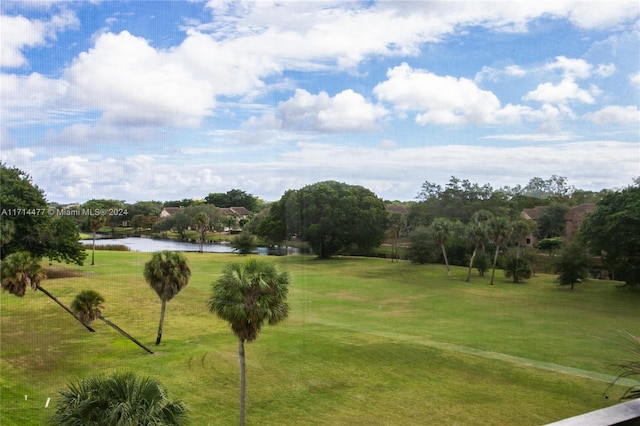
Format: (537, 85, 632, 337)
(87, 214, 107, 266)
(488, 216, 509, 285)
(208, 258, 290, 426)
(431, 218, 454, 276)
(607, 332, 640, 400)
(143, 251, 191, 345)
(465, 221, 488, 282)
(191, 212, 210, 253)
(50, 371, 188, 425)
(1, 251, 94, 332)
(71, 290, 154, 354)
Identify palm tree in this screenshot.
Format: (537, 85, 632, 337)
(431, 218, 454, 276)
(87, 214, 106, 266)
(1, 251, 95, 332)
(487, 216, 509, 285)
(606, 332, 640, 401)
(464, 212, 491, 283)
(207, 258, 290, 426)
(508, 219, 535, 277)
(143, 251, 191, 345)
(71, 290, 154, 354)
(191, 212, 210, 253)
(388, 212, 407, 263)
(50, 372, 188, 425)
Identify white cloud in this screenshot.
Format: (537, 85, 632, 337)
(631, 72, 640, 88)
(524, 80, 596, 105)
(279, 89, 387, 132)
(374, 63, 505, 125)
(547, 56, 593, 80)
(584, 105, 640, 124)
(0, 73, 69, 123)
(0, 10, 78, 68)
(596, 63, 616, 77)
(65, 31, 216, 127)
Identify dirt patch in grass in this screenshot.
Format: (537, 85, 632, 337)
(43, 266, 90, 279)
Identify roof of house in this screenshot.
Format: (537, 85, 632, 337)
(220, 207, 252, 216)
(522, 206, 547, 220)
(230, 206, 251, 216)
(522, 203, 596, 222)
(160, 206, 181, 216)
(565, 203, 596, 221)
(386, 204, 409, 215)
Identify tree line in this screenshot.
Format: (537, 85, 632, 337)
(2, 162, 638, 288)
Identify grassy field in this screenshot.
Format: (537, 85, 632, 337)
(1, 251, 638, 425)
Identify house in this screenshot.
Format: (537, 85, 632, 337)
(219, 207, 251, 219)
(386, 204, 409, 216)
(220, 207, 253, 231)
(159, 207, 181, 218)
(521, 203, 596, 247)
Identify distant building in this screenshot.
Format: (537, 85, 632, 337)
(521, 203, 596, 247)
(159, 207, 181, 218)
(385, 204, 409, 216)
(220, 206, 252, 219)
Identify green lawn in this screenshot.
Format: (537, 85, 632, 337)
(1, 251, 638, 425)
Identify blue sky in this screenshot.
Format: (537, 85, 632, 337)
(1, 1, 639, 203)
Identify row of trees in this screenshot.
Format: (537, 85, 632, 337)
(2, 161, 637, 287)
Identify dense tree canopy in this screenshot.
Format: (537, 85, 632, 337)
(0, 163, 86, 264)
(579, 185, 640, 288)
(257, 181, 388, 258)
(409, 175, 601, 231)
(205, 189, 259, 212)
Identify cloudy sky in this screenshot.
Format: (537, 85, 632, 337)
(1, 1, 639, 203)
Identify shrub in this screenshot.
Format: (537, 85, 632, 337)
(407, 226, 437, 264)
(503, 251, 532, 283)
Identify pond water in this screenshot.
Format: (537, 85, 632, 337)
(86, 237, 236, 253)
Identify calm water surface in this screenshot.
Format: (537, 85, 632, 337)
(87, 237, 236, 253)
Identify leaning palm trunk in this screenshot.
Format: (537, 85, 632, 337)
(239, 338, 247, 426)
(440, 244, 451, 277)
(465, 245, 478, 282)
(37, 284, 95, 332)
(99, 315, 154, 354)
(91, 231, 97, 266)
(156, 299, 166, 345)
(489, 246, 500, 285)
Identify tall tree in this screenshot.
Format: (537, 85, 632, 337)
(463, 211, 492, 282)
(0, 163, 86, 264)
(191, 212, 210, 253)
(407, 226, 437, 264)
(430, 218, 455, 276)
(83, 200, 109, 266)
(50, 372, 188, 425)
(388, 211, 407, 263)
(579, 184, 640, 288)
(487, 216, 510, 285)
(143, 251, 191, 345)
(1, 251, 94, 332)
(205, 189, 259, 211)
(207, 259, 289, 426)
(554, 242, 591, 290)
(71, 290, 154, 354)
(256, 181, 388, 258)
(537, 202, 570, 239)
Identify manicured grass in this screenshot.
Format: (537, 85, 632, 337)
(1, 252, 638, 425)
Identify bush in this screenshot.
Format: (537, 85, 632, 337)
(475, 251, 490, 276)
(232, 232, 257, 255)
(407, 226, 437, 264)
(503, 251, 532, 283)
